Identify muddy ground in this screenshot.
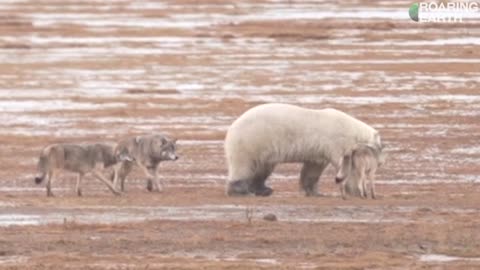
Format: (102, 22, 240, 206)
(0, 0, 479, 269)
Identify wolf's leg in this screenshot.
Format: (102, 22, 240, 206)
(137, 164, 158, 192)
(111, 162, 126, 190)
(370, 170, 377, 199)
(92, 171, 121, 196)
(152, 164, 164, 192)
(145, 167, 161, 192)
(75, 173, 84, 197)
(340, 179, 347, 200)
(358, 171, 367, 198)
(46, 171, 55, 197)
(300, 161, 328, 197)
(363, 174, 368, 198)
(147, 169, 162, 192)
(119, 161, 134, 192)
(111, 163, 119, 189)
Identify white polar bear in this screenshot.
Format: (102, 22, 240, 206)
(225, 103, 382, 197)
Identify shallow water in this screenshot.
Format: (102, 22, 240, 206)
(0, 256, 28, 265)
(0, 204, 471, 227)
(419, 254, 480, 262)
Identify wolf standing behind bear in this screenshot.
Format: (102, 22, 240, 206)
(337, 144, 386, 200)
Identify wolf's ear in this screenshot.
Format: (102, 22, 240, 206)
(135, 136, 141, 144)
(173, 138, 178, 144)
(379, 140, 385, 151)
(374, 132, 383, 149)
(161, 137, 167, 145)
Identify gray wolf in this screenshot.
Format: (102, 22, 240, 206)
(34, 142, 131, 197)
(113, 134, 179, 192)
(336, 144, 385, 199)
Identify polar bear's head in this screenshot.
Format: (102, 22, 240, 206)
(335, 154, 352, 184)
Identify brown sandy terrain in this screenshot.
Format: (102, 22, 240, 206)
(0, 0, 479, 269)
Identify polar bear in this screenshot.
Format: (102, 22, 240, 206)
(225, 103, 382, 197)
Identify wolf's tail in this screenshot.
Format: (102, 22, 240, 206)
(344, 177, 362, 197)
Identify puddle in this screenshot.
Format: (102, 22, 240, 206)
(0, 204, 423, 227)
(420, 254, 480, 263)
(87, 255, 279, 268)
(253, 258, 278, 265)
(0, 201, 18, 207)
(0, 100, 126, 113)
(451, 147, 480, 155)
(0, 256, 28, 265)
(0, 214, 41, 226)
(170, 250, 280, 265)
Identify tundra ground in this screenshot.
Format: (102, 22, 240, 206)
(0, 0, 479, 269)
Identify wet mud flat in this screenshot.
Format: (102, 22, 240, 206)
(1, 185, 480, 269)
(1, 0, 480, 269)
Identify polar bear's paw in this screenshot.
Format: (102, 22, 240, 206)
(227, 180, 250, 196)
(254, 186, 274, 197)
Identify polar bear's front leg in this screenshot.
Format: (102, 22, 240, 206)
(248, 164, 275, 197)
(300, 161, 328, 197)
(226, 179, 250, 196)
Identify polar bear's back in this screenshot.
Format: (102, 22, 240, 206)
(225, 104, 373, 157)
(225, 104, 318, 155)
(228, 103, 318, 135)
(226, 103, 374, 141)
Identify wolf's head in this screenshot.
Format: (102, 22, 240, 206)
(114, 145, 135, 163)
(151, 136, 179, 161)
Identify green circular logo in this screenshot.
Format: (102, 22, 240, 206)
(409, 3, 419, 22)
